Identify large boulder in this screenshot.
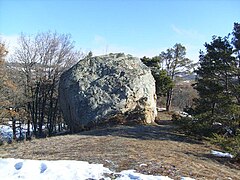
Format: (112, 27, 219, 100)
(59, 53, 157, 132)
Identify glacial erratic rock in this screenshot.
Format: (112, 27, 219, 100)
(59, 53, 157, 132)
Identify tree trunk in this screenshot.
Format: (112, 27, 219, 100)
(47, 81, 55, 136)
(166, 88, 173, 111)
(12, 117, 16, 140)
(38, 88, 47, 138)
(26, 117, 31, 140)
(211, 102, 216, 116)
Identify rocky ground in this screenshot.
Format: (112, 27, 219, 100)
(1, 118, 240, 180)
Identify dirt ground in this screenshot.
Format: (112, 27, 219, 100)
(1, 118, 239, 180)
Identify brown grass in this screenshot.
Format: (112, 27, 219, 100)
(1, 121, 239, 180)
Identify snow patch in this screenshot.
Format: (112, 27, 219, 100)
(0, 158, 111, 180)
(181, 177, 195, 180)
(139, 163, 148, 167)
(0, 158, 188, 180)
(119, 170, 172, 180)
(0, 125, 13, 142)
(0, 124, 34, 143)
(157, 107, 166, 112)
(211, 150, 233, 158)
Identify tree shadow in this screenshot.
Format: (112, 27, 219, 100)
(77, 124, 203, 145)
(184, 151, 240, 170)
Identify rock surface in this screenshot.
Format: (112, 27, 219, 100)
(59, 53, 157, 132)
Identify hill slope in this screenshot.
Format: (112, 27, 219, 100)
(0, 123, 239, 179)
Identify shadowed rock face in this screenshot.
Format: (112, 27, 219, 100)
(59, 53, 157, 132)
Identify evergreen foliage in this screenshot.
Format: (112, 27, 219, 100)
(159, 44, 193, 111)
(194, 32, 240, 130)
(141, 56, 173, 100)
(179, 23, 240, 157)
(142, 44, 193, 111)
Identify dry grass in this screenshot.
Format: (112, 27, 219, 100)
(157, 110, 173, 120)
(1, 122, 239, 180)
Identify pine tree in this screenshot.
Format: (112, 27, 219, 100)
(232, 23, 240, 103)
(141, 56, 173, 103)
(159, 43, 193, 111)
(194, 34, 240, 129)
(155, 70, 174, 97)
(141, 44, 193, 111)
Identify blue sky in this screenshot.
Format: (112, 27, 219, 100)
(0, 0, 239, 61)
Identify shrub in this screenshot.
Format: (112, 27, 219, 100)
(172, 113, 214, 137)
(210, 133, 240, 158)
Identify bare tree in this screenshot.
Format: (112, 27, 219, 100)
(0, 39, 9, 103)
(0, 39, 9, 123)
(12, 31, 83, 137)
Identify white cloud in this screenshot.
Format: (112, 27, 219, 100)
(171, 25, 205, 62)
(0, 34, 19, 57)
(93, 35, 107, 45)
(171, 24, 206, 40)
(172, 25, 182, 35)
(1, 33, 200, 63)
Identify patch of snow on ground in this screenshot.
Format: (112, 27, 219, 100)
(139, 163, 148, 167)
(175, 111, 192, 118)
(119, 170, 172, 180)
(0, 124, 34, 142)
(157, 107, 166, 112)
(211, 150, 233, 158)
(181, 177, 195, 180)
(0, 158, 194, 180)
(0, 125, 13, 142)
